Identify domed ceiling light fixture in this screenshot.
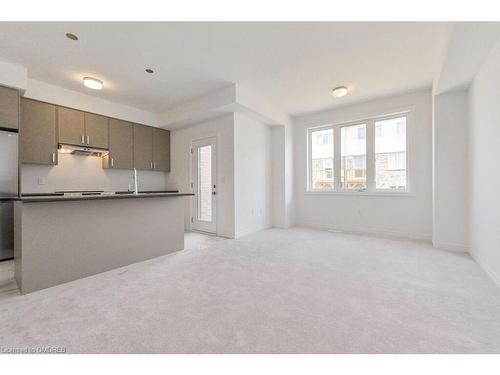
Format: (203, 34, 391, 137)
(83, 77, 103, 90)
(331, 86, 348, 97)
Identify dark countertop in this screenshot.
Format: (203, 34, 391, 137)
(14, 192, 194, 203)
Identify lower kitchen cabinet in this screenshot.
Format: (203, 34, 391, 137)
(103, 119, 134, 170)
(21, 99, 58, 165)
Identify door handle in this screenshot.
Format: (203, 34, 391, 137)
(52, 153, 56, 164)
(86, 135, 90, 145)
(81, 135, 85, 144)
(150, 161, 153, 169)
(212, 191, 217, 195)
(111, 157, 114, 167)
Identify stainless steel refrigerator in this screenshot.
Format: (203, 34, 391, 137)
(0, 129, 18, 261)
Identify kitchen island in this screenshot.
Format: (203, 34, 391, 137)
(14, 192, 193, 294)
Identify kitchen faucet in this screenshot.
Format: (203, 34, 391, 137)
(133, 168, 138, 195)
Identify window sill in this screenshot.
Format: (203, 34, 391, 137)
(305, 190, 416, 197)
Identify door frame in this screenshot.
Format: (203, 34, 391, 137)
(191, 137, 217, 234)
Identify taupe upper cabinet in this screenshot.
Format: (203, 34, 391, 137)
(0, 86, 19, 130)
(20, 97, 169, 171)
(84, 113, 109, 149)
(21, 99, 57, 165)
(133, 124, 153, 170)
(58, 106, 85, 146)
(153, 128, 170, 172)
(103, 119, 133, 170)
(58, 107, 109, 149)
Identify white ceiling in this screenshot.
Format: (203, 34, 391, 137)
(0, 22, 451, 116)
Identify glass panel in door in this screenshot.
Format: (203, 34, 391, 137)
(192, 137, 217, 234)
(197, 145, 212, 222)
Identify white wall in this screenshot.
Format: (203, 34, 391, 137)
(285, 122, 295, 228)
(25, 79, 160, 126)
(468, 36, 500, 286)
(166, 112, 273, 239)
(233, 113, 273, 238)
(0, 60, 27, 91)
(270, 123, 295, 229)
(166, 114, 235, 238)
(22, 154, 166, 193)
(272, 126, 286, 228)
(432, 89, 469, 252)
(293, 89, 433, 240)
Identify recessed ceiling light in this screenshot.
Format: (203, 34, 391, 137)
(65, 33, 78, 41)
(331, 86, 348, 98)
(83, 77, 103, 90)
(145, 68, 154, 74)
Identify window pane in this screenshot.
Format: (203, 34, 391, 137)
(197, 145, 212, 221)
(310, 128, 334, 189)
(375, 117, 407, 190)
(341, 124, 367, 189)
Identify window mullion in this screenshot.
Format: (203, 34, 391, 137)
(333, 126, 341, 191)
(366, 120, 375, 192)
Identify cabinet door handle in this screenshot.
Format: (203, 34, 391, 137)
(86, 135, 90, 145)
(150, 161, 153, 169)
(81, 135, 85, 144)
(153, 162, 156, 169)
(52, 153, 56, 164)
(111, 157, 114, 167)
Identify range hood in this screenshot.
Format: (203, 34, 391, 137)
(58, 144, 109, 157)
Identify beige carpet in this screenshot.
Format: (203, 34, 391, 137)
(1, 228, 500, 353)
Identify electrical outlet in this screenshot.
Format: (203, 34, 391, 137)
(37, 177, 46, 185)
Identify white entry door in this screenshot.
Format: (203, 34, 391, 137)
(192, 137, 217, 234)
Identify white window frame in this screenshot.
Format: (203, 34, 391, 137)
(307, 110, 414, 196)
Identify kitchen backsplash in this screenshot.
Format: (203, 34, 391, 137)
(21, 153, 168, 193)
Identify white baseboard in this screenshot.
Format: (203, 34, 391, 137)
(432, 241, 469, 253)
(297, 221, 431, 242)
(470, 252, 500, 289)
